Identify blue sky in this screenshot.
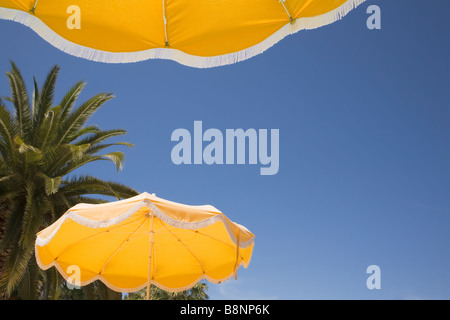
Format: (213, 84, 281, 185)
(1, 0, 449, 299)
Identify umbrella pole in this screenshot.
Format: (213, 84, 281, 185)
(146, 213, 154, 300)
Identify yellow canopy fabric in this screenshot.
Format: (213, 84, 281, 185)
(0, 0, 366, 67)
(35, 192, 255, 294)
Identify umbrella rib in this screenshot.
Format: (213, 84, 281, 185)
(190, 230, 234, 249)
(162, 224, 206, 275)
(159, 224, 245, 265)
(98, 216, 148, 275)
(159, 224, 244, 269)
(278, 0, 296, 24)
(30, 0, 38, 14)
(162, 0, 170, 47)
(188, 229, 245, 264)
(53, 215, 144, 262)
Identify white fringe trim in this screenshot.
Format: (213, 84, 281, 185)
(0, 0, 366, 68)
(36, 199, 255, 249)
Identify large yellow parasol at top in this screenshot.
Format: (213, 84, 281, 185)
(35, 192, 254, 299)
(0, 0, 366, 68)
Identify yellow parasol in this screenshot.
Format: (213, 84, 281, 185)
(35, 192, 255, 299)
(0, 0, 366, 68)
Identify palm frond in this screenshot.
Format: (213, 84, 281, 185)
(31, 77, 38, 117)
(43, 144, 80, 174)
(0, 101, 17, 163)
(6, 61, 32, 141)
(56, 93, 114, 145)
(18, 255, 40, 300)
(86, 142, 134, 156)
(65, 196, 109, 205)
(102, 151, 126, 172)
(0, 236, 35, 297)
(19, 182, 46, 248)
(0, 202, 24, 251)
(59, 81, 86, 122)
(35, 106, 61, 150)
(54, 153, 122, 177)
(67, 125, 100, 144)
(33, 65, 59, 132)
(37, 172, 62, 195)
(14, 135, 44, 169)
(60, 175, 138, 200)
(43, 268, 61, 300)
(74, 129, 127, 147)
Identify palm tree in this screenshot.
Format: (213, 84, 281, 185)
(0, 61, 139, 299)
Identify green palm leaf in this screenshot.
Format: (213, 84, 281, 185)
(57, 93, 114, 145)
(32, 65, 59, 132)
(5, 61, 32, 141)
(59, 81, 86, 122)
(0, 236, 35, 297)
(0, 100, 17, 163)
